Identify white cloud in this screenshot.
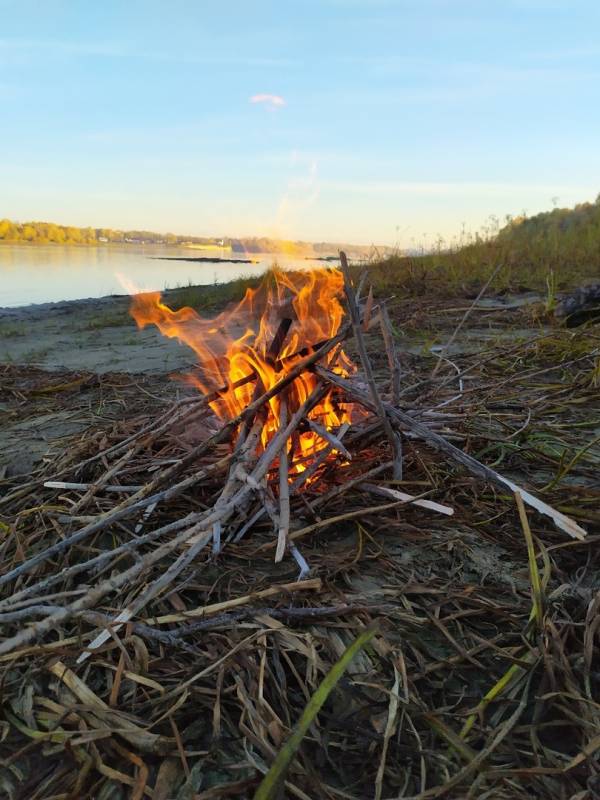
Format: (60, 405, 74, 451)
(250, 93, 286, 109)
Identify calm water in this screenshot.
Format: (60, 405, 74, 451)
(0, 245, 333, 307)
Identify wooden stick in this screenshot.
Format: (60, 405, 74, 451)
(340, 251, 403, 480)
(230, 506, 267, 543)
(379, 303, 401, 406)
(144, 579, 322, 625)
(430, 262, 503, 378)
(69, 446, 136, 515)
(212, 416, 264, 555)
(275, 396, 290, 563)
(239, 315, 293, 440)
(360, 483, 454, 516)
(311, 460, 392, 509)
(306, 420, 352, 461)
(362, 286, 374, 332)
(44, 481, 143, 493)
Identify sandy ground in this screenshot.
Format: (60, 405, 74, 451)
(0, 291, 205, 374)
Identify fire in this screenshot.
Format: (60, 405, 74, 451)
(129, 268, 355, 471)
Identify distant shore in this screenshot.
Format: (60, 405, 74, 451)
(152, 255, 259, 264)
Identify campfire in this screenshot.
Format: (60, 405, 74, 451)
(0, 252, 586, 662)
(129, 265, 358, 470)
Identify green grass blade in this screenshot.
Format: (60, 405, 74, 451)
(515, 490, 544, 630)
(253, 625, 377, 800)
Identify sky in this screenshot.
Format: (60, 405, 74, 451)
(1, 0, 600, 248)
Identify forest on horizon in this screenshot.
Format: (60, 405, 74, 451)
(0, 218, 381, 257)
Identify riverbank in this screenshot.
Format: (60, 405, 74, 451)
(0, 290, 197, 374)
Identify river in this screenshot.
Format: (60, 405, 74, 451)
(0, 245, 334, 307)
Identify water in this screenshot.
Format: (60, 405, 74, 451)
(0, 245, 333, 307)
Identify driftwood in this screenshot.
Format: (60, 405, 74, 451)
(556, 282, 600, 326)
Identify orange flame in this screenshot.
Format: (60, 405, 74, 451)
(129, 268, 356, 472)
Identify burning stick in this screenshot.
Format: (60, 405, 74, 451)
(239, 312, 294, 439)
(306, 419, 352, 461)
(275, 395, 290, 563)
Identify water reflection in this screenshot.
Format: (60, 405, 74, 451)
(0, 245, 330, 307)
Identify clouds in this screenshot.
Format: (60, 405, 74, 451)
(250, 93, 286, 109)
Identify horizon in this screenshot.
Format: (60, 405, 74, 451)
(2, 1, 600, 247)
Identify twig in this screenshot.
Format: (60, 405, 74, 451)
(340, 251, 403, 480)
(360, 482, 454, 516)
(380, 303, 401, 405)
(311, 460, 392, 509)
(430, 261, 503, 378)
(69, 446, 136, 515)
(44, 481, 143, 493)
(306, 420, 352, 461)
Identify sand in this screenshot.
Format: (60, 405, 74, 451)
(0, 291, 197, 374)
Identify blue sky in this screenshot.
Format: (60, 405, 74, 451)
(1, 0, 599, 246)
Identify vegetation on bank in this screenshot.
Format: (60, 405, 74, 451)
(0, 218, 232, 247)
(367, 194, 600, 297)
(0, 218, 377, 257)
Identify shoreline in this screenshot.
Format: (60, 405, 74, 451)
(0, 281, 544, 377)
(0, 285, 216, 374)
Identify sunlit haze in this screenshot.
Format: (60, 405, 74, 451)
(1, 0, 599, 247)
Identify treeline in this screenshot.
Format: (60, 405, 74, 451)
(0, 218, 383, 256)
(0, 219, 221, 246)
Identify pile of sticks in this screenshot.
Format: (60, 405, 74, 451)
(0, 254, 585, 666)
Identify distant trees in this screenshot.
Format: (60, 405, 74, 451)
(0, 220, 222, 246)
(0, 220, 99, 245)
(0, 217, 382, 257)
